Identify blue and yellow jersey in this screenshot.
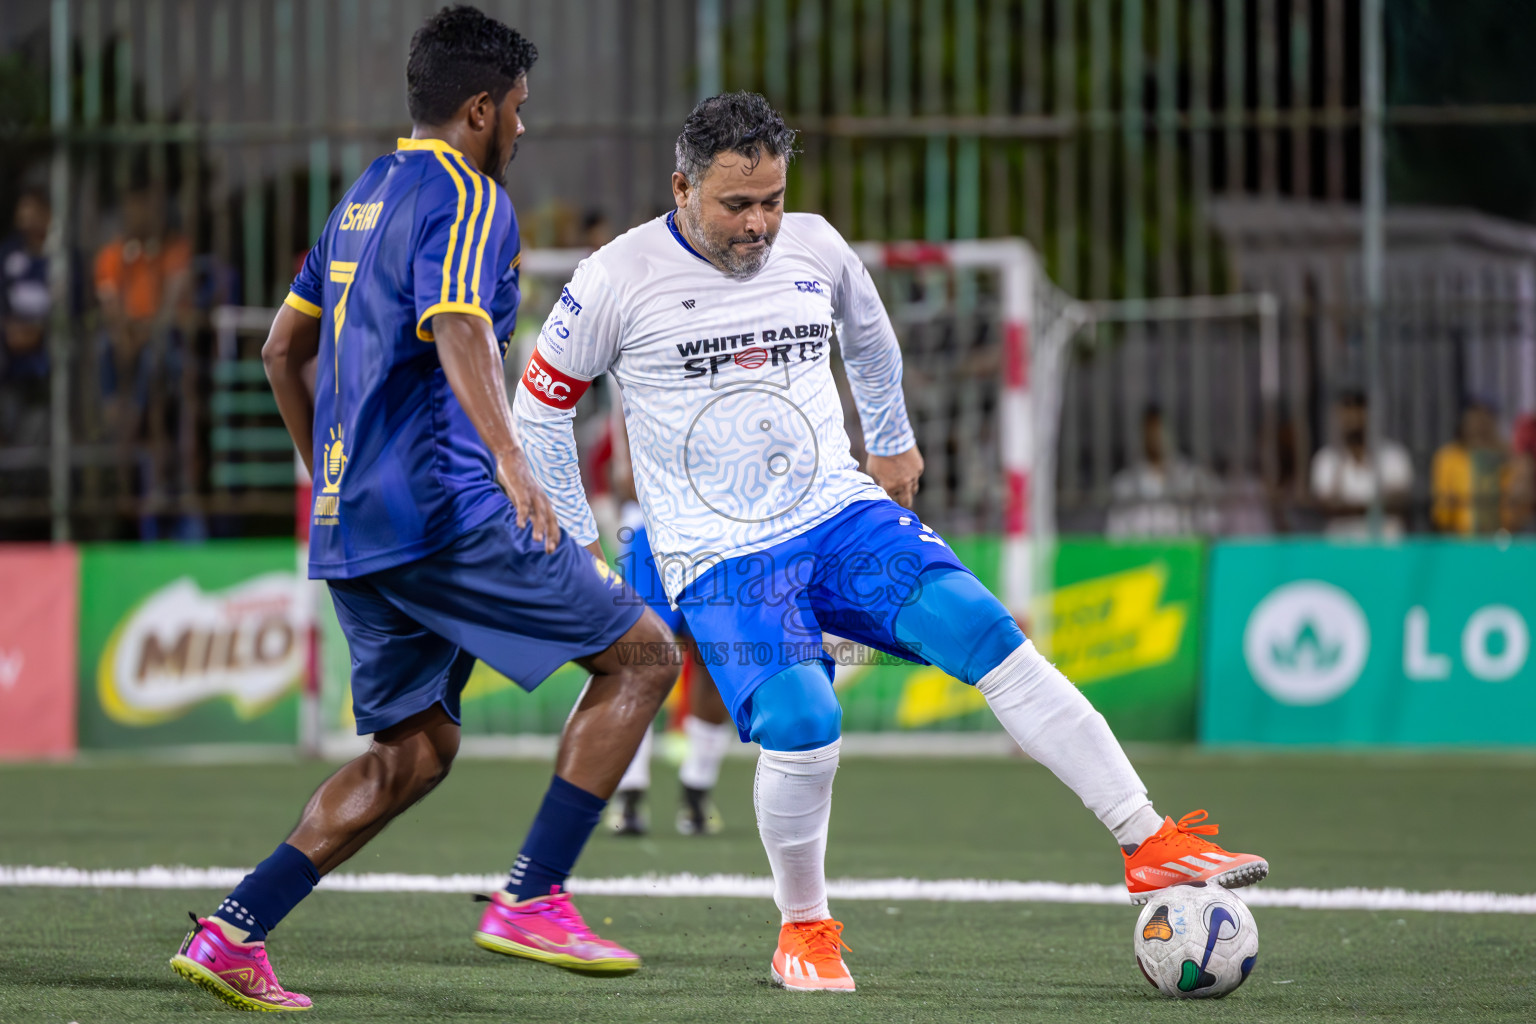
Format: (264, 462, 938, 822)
(285, 137, 522, 579)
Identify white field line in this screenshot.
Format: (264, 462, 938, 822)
(2, 866, 1534, 915)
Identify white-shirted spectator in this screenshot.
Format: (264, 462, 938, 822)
(1106, 404, 1221, 537)
(1310, 389, 1414, 538)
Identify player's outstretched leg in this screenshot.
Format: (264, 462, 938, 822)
(890, 567, 1268, 904)
(170, 703, 462, 1012)
(747, 661, 855, 993)
(676, 652, 733, 836)
(474, 610, 676, 973)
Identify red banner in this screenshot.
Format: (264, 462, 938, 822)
(0, 545, 79, 758)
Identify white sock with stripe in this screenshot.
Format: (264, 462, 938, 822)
(754, 740, 839, 924)
(678, 715, 734, 791)
(616, 727, 653, 793)
(977, 641, 1163, 848)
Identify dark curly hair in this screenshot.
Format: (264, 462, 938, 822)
(406, 5, 538, 125)
(675, 92, 798, 186)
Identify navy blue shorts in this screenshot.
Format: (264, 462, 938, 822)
(328, 506, 645, 735)
(615, 524, 686, 636)
(677, 498, 970, 739)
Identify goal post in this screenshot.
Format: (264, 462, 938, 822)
(848, 240, 1039, 614)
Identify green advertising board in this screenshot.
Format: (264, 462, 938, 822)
(315, 536, 1204, 741)
(1202, 540, 1536, 745)
(78, 541, 304, 749)
(820, 536, 1203, 741)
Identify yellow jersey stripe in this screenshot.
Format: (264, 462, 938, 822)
(469, 177, 496, 307)
(415, 301, 493, 342)
(284, 291, 322, 318)
(511, 251, 521, 270)
(432, 151, 469, 306)
(397, 136, 465, 155)
(450, 153, 483, 304)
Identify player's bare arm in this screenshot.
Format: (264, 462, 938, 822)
(434, 311, 560, 554)
(261, 303, 321, 477)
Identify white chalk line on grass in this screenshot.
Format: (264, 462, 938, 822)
(2, 866, 1534, 915)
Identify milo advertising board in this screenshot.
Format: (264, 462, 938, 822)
(78, 542, 305, 749)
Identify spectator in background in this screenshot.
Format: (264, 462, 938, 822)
(0, 188, 55, 451)
(1431, 400, 1521, 535)
(94, 186, 193, 528)
(1106, 403, 1221, 537)
(1509, 414, 1536, 532)
(1310, 389, 1414, 538)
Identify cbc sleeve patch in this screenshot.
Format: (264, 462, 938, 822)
(521, 349, 591, 408)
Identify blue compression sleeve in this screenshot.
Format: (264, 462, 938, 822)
(747, 660, 842, 751)
(892, 567, 1025, 685)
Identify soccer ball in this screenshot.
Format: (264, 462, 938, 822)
(1133, 882, 1259, 998)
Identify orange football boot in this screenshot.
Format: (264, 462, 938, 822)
(770, 918, 855, 992)
(1123, 809, 1269, 904)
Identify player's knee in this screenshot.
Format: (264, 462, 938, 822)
(747, 662, 842, 752)
(894, 568, 1025, 685)
(628, 609, 681, 697)
(375, 732, 455, 802)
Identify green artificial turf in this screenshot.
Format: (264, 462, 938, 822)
(2, 752, 1534, 1022)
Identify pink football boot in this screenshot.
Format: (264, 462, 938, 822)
(169, 914, 313, 1012)
(473, 887, 641, 973)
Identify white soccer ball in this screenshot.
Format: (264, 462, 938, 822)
(1132, 882, 1259, 998)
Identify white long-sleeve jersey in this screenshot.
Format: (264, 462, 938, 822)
(512, 211, 915, 599)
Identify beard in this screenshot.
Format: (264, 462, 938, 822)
(489, 118, 519, 185)
(684, 193, 776, 279)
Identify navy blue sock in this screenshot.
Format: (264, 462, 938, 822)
(213, 842, 320, 942)
(505, 776, 606, 900)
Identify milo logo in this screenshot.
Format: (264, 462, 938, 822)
(98, 573, 305, 726)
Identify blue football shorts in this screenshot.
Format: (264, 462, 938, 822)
(327, 504, 644, 734)
(676, 498, 971, 738)
(615, 523, 687, 636)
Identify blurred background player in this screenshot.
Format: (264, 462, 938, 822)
(166, 8, 676, 1012)
(605, 411, 737, 837)
(513, 92, 1268, 994)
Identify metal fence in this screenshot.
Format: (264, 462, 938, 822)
(2, 0, 1534, 540)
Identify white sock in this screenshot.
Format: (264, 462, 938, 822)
(678, 715, 734, 791)
(616, 727, 653, 793)
(977, 641, 1163, 847)
(754, 740, 839, 924)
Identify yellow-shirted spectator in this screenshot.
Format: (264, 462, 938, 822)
(1430, 401, 1517, 534)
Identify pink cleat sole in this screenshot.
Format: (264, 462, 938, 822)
(473, 887, 641, 975)
(169, 915, 313, 1012)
